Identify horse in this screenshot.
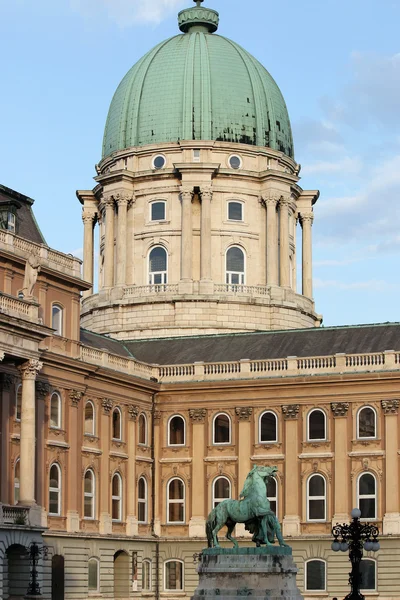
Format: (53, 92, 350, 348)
(206, 465, 281, 548)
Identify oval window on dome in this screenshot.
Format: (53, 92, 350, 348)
(153, 155, 166, 170)
(228, 155, 242, 170)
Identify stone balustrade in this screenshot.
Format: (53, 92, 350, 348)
(0, 230, 82, 278)
(79, 344, 400, 383)
(0, 503, 44, 527)
(0, 292, 39, 321)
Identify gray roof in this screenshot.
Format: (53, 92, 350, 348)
(0, 184, 46, 245)
(80, 322, 400, 366)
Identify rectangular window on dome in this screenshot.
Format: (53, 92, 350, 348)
(151, 202, 166, 221)
(228, 202, 243, 221)
(193, 149, 200, 162)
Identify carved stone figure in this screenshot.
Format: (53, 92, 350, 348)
(205, 465, 288, 548)
(22, 255, 41, 298)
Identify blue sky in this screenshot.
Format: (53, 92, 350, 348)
(1, 0, 399, 327)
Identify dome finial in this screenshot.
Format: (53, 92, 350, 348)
(194, 0, 204, 5)
(178, 0, 219, 33)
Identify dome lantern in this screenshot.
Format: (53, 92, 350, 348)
(178, 0, 219, 34)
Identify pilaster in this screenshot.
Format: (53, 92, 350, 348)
(67, 390, 83, 532)
(382, 399, 400, 533)
(127, 404, 139, 536)
(200, 186, 213, 292)
(282, 404, 300, 536)
(189, 408, 206, 537)
(103, 195, 115, 288)
(180, 186, 194, 291)
(99, 397, 113, 534)
(331, 402, 350, 524)
(279, 196, 290, 287)
(115, 192, 132, 287)
(264, 194, 279, 286)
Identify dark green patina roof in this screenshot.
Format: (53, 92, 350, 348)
(102, 2, 293, 159)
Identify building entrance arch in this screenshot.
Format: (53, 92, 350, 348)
(5, 544, 30, 599)
(52, 554, 65, 600)
(114, 550, 129, 598)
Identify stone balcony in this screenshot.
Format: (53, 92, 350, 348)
(0, 292, 39, 322)
(0, 503, 46, 528)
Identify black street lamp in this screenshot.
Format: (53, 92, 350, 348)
(331, 508, 380, 600)
(26, 541, 48, 598)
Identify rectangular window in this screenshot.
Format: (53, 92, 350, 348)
(151, 202, 166, 221)
(228, 202, 243, 221)
(193, 149, 200, 162)
(7, 212, 16, 232)
(88, 559, 99, 591)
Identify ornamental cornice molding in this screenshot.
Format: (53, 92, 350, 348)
(331, 402, 349, 418)
(189, 408, 207, 422)
(381, 399, 399, 415)
(235, 407, 253, 422)
(281, 404, 299, 420)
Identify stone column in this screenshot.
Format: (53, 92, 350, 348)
(382, 399, 400, 533)
(279, 196, 290, 287)
(189, 409, 207, 537)
(265, 196, 278, 285)
(82, 211, 96, 297)
(235, 408, 253, 538)
(180, 187, 193, 289)
(18, 359, 42, 505)
(103, 196, 115, 288)
(331, 402, 350, 524)
(200, 187, 213, 292)
(99, 398, 113, 534)
(300, 212, 314, 298)
(282, 404, 300, 536)
(66, 391, 83, 532)
(127, 405, 139, 536)
(115, 193, 131, 287)
(126, 196, 136, 285)
(153, 411, 162, 536)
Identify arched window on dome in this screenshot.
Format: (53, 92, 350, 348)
(149, 246, 167, 285)
(150, 200, 166, 222)
(226, 246, 245, 285)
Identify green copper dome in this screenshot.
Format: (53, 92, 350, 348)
(102, 2, 294, 159)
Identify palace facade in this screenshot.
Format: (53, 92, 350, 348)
(1, 2, 400, 600)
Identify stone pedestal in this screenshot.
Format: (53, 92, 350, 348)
(192, 547, 302, 600)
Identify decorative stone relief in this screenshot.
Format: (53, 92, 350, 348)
(381, 399, 399, 415)
(153, 411, 162, 423)
(189, 408, 206, 422)
(128, 405, 139, 421)
(69, 390, 83, 407)
(101, 398, 113, 414)
(281, 404, 299, 420)
(331, 402, 349, 417)
(2, 373, 15, 391)
(235, 407, 253, 421)
(36, 381, 51, 398)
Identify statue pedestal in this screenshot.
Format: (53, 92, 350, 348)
(192, 546, 302, 600)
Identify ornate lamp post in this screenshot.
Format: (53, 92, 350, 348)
(331, 508, 380, 600)
(26, 541, 48, 597)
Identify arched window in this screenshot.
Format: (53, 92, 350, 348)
(360, 559, 376, 591)
(266, 476, 278, 515)
(84, 401, 95, 436)
(305, 559, 326, 592)
(88, 557, 99, 592)
(226, 246, 245, 285)
(138, 413, 147, 445)
(52, 304, 63, 336)
(138, 477, 148, 523)
(164, 560, 184, 591)
(259, 411, 277, 443)
(15, 383, 22, 421)
(357, 407, 377, 439)
(50, 391, 61, 429)
(358, 473, 376, 519)
(112, 473, 123, 521)
(150, 201, 166, 221)
(213, 476, 231, 508)
(308, 409, 326, 441)
(49, 463, 61, 515)
(14, 459, 20, 505)
(84, 469, 95, 519)
(168, 415, 185, 446)
(142, 559, 152, 591)
(149, 246, 167, 285)
(112, 407, 122, 440)
(167, 478, 185, 523)
(213, 413, 231, 445)
(307, 474, 326, 521)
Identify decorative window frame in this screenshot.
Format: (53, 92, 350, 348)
(306, 473, 327, 522)
(51, 303, 64, 336)
(84, 469, 96, 520)
(166, 477, 185, 524)
(152, 154, 166, 170)
(227, 200, 244, 222)
(305, 558, 327, 592)
(148, 245, 168, 285)
(112, 407, 122, 441)
(225, 245, 246, 285)
(49, 462, 62, 516)
(138, 476, 148, 524)
(111, 472, 123, 522)
(138, 413, 148, 446)
(167, 414, 186, 447)
(84, 400, 96, 436)
(212, 476, 231, 508)
(228, 154, 242, 170)
(142, 558, 152, 591)
(164, 559, 184, 592)
(149, 200, 167, 222)
(259, 410, 278, 443)
(357, 406, 377, 440)
(88, 557, 100, 593)
(357, 471, 377, 520)
(307, 408, 327, 442)
(212, 412, 232, 445)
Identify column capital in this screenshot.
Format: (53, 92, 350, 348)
(69, 390, 84, 407)
(279, 195, 291, 208)
(299, 211, 314, 225)
(154, 410, 162, 424)
(128, 405, 140, 421)
(103, 194, 115, 208)
(200, 186, 213, 201)
(82, 211, 96, 225)
(112, 191, 134, 207)
(331, 402, 349, 417)
(281, 404, 299, 420)
(36, 381, 51, 398)
(261, 192, 280, 208)
(18, 359, 43, 380)
(101, 397, 113, 414)
(180, 187, 194, 202)
(381, 399, 400, 415)
(189, 408, 207, 422)
(235, 407, 253, 422)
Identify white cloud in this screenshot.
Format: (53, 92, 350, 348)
(70, 0, 186, 26)
(302, 156, 362, 176)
